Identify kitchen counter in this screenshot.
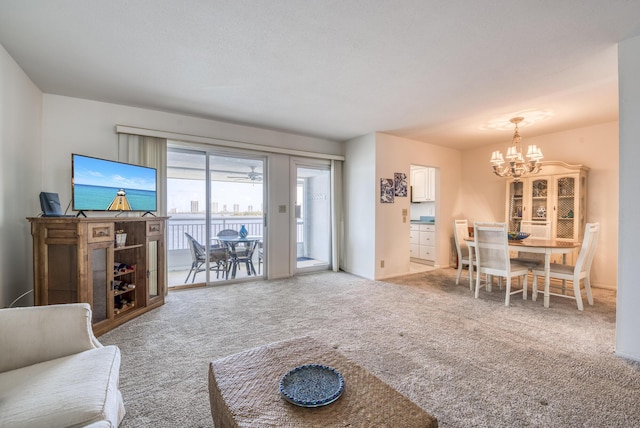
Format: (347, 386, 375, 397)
(411, 216, 435, 225)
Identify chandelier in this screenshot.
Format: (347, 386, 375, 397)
(489, 117, 543, 180)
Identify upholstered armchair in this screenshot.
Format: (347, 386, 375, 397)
(0, 303, 125, 427)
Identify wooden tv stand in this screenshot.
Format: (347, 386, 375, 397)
(28, 216, 167, 336)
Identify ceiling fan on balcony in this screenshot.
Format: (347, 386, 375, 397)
(227, 166, 263, 181)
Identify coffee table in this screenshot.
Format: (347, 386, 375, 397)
(208, 336, 438, 427)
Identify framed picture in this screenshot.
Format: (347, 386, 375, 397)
(394, 172, 407, 197)
(380, 178, 394, 203)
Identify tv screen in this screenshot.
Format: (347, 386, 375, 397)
(72, 154, 157, 212)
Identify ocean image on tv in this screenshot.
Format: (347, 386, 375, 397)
(73, 155, 157, 212)
(74, 185, 156, 211)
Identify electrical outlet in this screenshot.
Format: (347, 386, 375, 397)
(380, 260, 385, 268)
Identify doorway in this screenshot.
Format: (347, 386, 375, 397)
(294, 161, 332, 273)
(409, 164, 438, 269)
(166, 147, 265, 287)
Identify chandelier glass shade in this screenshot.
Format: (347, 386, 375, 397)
(490, 117, 543, 180)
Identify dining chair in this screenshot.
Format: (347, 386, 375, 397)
(521, 220, 552, 239)
(217, 228, 239, 238)
(232, 240, 259, 277)
(531, 222, 600, 311)
(184, 233, 229, 283)
(473, 222, 530, 306)
(217, 229, 248, 253)
(257, 241, 264, 274)
(217, 228, 248, 257)
(511, 220, 552, 269)
(453, 219, 475, 289)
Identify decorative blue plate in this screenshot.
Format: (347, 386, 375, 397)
(279, 364, 345, 407)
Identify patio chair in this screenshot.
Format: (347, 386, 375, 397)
(257, 241, 264, 274)
(217, 229, 247, 256)
(184, 233, 228, 283)
(216, 228, 249, 276)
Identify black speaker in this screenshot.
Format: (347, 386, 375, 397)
(39, 192, 64, 216)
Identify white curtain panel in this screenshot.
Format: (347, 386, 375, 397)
(331, 159, 343, 272)
(116, 133, 167, 216)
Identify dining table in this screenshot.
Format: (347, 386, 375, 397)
(215, 235, 262, 279)
(466, 237, 580, 308)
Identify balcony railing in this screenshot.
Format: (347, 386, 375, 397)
(167, 215, 303, 250)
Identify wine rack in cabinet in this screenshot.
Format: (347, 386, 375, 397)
(28, 216, 167, 336)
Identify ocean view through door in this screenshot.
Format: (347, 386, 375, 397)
(295, 163, 331, 273)
(166, 148, 265, 287)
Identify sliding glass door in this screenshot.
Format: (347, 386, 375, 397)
(166, 147, 265, 287)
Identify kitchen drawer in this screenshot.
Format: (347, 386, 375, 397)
(409, 244, 420, 257)
(419, 245, 435, 261)
(419, 224, 435, 232)
(419, 231, 435, 246)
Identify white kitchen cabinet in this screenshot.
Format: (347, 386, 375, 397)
(411, 167, 435, 202)
(410, 223, 435, 262)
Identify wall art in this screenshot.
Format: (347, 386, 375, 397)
(394, 172, 407, 197)
(380, 178, 394, 203)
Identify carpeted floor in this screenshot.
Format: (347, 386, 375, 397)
(100, 268, 640, 427)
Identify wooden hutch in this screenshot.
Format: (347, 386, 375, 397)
(28, 216, 167, 336)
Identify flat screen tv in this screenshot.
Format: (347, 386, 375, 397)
(72, 154, 157, 213)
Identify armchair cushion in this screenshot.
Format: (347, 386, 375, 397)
(0, 303, 99, 373)
(0, 346, 124, 428)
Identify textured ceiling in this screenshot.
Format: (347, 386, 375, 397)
(1, 1, 640, 149)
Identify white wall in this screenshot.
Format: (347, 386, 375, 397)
(38, 95, 342, 281)
(267, 154, 293, 278)
(42, 95, 342, 207)
(460, 121, 619, 289)
(341, 132, 462, 281)
(375, 133, 462, 279)
(342, 134, 377, 279)
(0, 44, 43, 307)
(617, 35, 640, 361)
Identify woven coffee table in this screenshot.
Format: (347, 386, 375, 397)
(208, 336, 438, 427)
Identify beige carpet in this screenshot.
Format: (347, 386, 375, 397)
(100, 268, 640, 427)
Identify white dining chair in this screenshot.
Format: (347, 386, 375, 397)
(474, 222, 530, 306)
(511, 220, 551, 270)
(531, 222, 600, 311)
(521, 220, 552, 239)
(453, 219, 475, 289)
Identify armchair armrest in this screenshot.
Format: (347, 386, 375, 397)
(0, 303, 102, 373)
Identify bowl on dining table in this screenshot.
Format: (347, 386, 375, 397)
(507, 231, 530, 240)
